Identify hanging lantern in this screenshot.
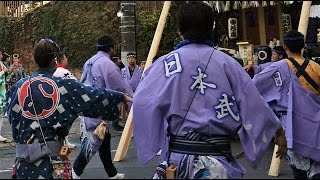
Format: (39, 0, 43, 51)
(224, 1, 230, 12)
(228, 18, 238, 39)
(233, 1, 240, 10)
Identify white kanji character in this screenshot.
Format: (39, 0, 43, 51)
(190, 67, 216, 94)
(164, 53, 182, 77)
(215, 93, 240, 121)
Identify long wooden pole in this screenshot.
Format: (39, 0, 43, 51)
(298, 1, 312, 56)
(268, 1, 312, 177)
(298, 1, 312, 40)
(114, 1, 172, 162)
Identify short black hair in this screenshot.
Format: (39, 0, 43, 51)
(176, 1, 214, 43)
(273, 46, 287, 58)
(34, 38, 60, 68)
(96, 35, 115, 53)
(283, 30, 305, 54)
(56, 52, 66, 64)
(257, 46, 272, 65)
(1, 52, 10, 62)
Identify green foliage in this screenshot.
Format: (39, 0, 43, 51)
(136, 1, 181, 59)
(0, 16, 11, 53)
(8, 1, 120, 71)
(2, 1, 183, 71)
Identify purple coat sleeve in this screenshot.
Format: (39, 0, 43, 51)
(228, 60, 282, 169)
(132, 61, 169, 165)
(101, 63, 133, 97)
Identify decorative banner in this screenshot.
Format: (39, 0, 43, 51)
(236, 42, 254, 66)
(310, 5, 320, 18)
(282, 14, 292, 34)
(228, 18, 238, 39)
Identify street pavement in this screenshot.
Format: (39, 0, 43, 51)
(0, 118, 293, 179)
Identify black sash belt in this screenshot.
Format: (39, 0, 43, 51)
(169, 135, 232, 156)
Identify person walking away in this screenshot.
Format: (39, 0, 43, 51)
(72, 35, 133, 179)
(132, 2, 287, 179)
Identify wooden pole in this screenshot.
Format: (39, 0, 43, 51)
(268, 145, 283, 177)
(268, 1, 312, 176)
(298, 1, 312, 56)
(114, 1, 172, 162)
(298, 1, 312, 40)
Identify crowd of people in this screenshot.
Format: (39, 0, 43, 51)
(0, 51, 27, 142)
(1, 1, 320, 179)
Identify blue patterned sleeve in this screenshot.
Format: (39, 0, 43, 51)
(62, 79, 124, 121)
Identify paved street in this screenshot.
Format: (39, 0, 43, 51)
(0, 118, 293, 179)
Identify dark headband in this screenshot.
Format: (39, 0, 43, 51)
(96, 43, 114, 48)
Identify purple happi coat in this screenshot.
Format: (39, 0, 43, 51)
(80, 51, 133, 155)
(253, 62, 273, 75)
(121, 65, 142, 92)
(252, 60, 320, 176)
(133, 42, 281, 178)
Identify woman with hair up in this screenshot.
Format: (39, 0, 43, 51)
(132, 2, 286, 179)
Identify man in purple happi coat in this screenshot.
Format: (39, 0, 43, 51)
(121, 52, 142, 93)
(132, 2, 286, 179)
(245, 46, 287, 76)
(253, 30, 320, 179)
(72, 35, 133, 179)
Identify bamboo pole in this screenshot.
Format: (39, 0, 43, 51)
(298, 1, 312, 40)
(268, 145, 283, 177)
(114, 1, 172, 162)
(298, 1, 312, 56)
(268, 1, 312, 176)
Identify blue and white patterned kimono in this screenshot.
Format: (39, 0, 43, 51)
(6, 69, 124, 179)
